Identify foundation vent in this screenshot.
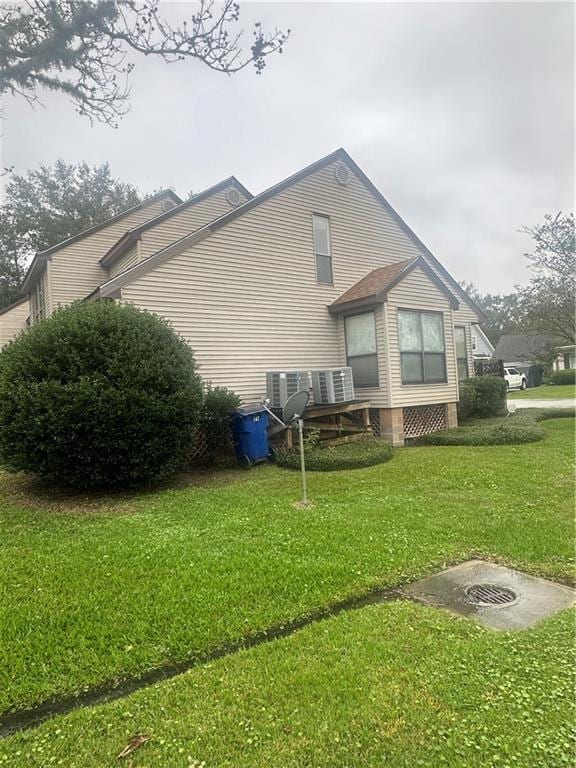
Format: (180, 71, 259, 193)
(369, 408, 381, 437)
(403, 403, 447, 439)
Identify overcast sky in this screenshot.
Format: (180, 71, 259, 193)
(2, 1, 573, 293)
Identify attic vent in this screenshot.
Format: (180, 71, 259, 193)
(334, 163, 350, 187)
(162, 199, 176, 212)
(226, 188, 242, 207)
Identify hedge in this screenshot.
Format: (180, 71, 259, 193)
(457, 376, 507, 421)
(415, 407, 574, 447)
(549, 369, 576, 386)
(0, 301, 203, 490)
(275, 435, 394, 472)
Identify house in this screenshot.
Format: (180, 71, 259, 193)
(552, 344, 575, 371)
(471, 324, 494, 361)
(5, 149, 484, 445)
(0, 297, 29, 348)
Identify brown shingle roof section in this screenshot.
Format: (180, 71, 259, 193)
(331, 258, 417, 307)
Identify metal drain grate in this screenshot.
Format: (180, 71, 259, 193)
(466, 584, 517, 606)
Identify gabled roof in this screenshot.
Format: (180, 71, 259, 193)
(328, 256, 459, 314)
(100, 176, 252, 268)
(494, 334, 553, 363)
(0, 296, 28, 317)
(97, 148, 483, 320)
(471, 323, 495, 354)
(21, 189, 182, 294)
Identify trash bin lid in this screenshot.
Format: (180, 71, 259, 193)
(235, 403, 267, 416)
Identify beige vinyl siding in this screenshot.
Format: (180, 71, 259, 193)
(109, 242, 140, 279)
(48, 198, 169, 309)
(121, 162, 436, 403)
(108, 186, 249, 279)
(0, 300, 29, 348)
(386, 266, 459, 407)
(139, 186, 250, 261)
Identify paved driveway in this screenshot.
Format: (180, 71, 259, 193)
(509, 399, 576, 409)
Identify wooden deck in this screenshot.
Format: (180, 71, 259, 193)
(274, 399, 372, 448)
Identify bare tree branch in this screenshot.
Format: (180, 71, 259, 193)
(0, 0, 289, 126)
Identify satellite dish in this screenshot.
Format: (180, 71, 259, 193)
(282, 390, 309, 425)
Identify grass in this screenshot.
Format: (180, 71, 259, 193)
(0, 419, 573, 720)
(1, 603, 573, 768)
(509, 383, 576, 400)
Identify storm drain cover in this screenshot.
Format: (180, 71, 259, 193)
(466, 584, 516, 606)
(401, 560, 575, 631)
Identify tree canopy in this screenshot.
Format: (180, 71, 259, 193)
(462, 212, 575, 352)
(0, 161, 142, 308)
(0, 0, 289, 126)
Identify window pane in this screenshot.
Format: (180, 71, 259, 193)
(424, 353, 446, 381)
(401, 352, 423, 382)
(457, 358, 468, 380)
(345, 312, 376, 356)
(349, 354, 379, 388)
(398, 311, 422, 352)
(455, 326, 466, 358)
(422, 313, 444, 352)
(316, 254, 333, 284)
(313, 215, 330, 256)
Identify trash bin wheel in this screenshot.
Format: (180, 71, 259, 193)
(239, 454, 252, 469)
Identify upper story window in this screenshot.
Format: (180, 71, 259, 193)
(313, 214, 333, 285)
(344, 311, 379, 388)
(455, 326, 468, 380)
(398, 310, 447, 384)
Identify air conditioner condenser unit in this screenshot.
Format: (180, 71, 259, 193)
(311, 367, 355, 404)
(266, 370, 311, 409)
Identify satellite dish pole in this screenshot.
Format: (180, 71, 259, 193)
(281, 390, 310, 507)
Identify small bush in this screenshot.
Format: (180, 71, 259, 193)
(550, 369, 576, 386)
(0, 301, 203, 489)
(197, 385, 241, 462)
(415, 407, 574, 447)
(276, 435, 394, 471)
(457, 376, 507, 421)
(417, 421, 545, 446)
(517, 407, 575, 422)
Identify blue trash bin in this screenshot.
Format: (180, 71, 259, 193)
(232, 405, 270, 467)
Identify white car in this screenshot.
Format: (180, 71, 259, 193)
(504, 367, 527, 391)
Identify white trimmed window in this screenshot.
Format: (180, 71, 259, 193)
(313, 214, 333, 284)
(398, 310, 447, 384)
(344, 311, 379, 387)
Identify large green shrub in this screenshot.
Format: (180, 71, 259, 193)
(457, 376, 507, 421)
(0, 301, 203, 489)
(550, 369, 576, 386)
(276, 435, 394, 472)
(197, 385, 241, 463)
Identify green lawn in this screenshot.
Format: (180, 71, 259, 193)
(0, 419, 574, 766)
(509, 384, 576, 400)
(1, 603, 573, 768)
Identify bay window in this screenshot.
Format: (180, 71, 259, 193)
(344, 311, 379, 387)
(398, 310, 447, 384)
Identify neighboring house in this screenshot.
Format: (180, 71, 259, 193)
(0, 297, 29, 348)
(471, 324, 494, 360)
(552, 344, 575, 371)
(493, 333, 553, 388)
(12, 149, 483, 445)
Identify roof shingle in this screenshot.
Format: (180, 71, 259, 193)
(330, 258, 417, 307)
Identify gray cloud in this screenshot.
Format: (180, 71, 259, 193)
(3, 1, 573, 293)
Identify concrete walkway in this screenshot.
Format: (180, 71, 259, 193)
(509, 398, 576, 409)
